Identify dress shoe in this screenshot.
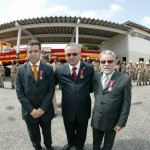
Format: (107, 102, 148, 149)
(63, 144, 72, 150)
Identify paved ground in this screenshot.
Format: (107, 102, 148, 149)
(0, 77, 150, 150)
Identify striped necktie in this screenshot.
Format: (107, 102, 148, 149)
(103, 75, 109, 89)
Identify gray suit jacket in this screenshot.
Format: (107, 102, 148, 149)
(55, 61, 94, 122)
(91, 71, 131, 131)
(16, 62, 55, 123)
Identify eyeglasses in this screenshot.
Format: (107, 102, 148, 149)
(66, 53, 79, 57)
(100, 60, 114, 64)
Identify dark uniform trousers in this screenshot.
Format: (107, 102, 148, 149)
(25, 119, 52, 149)
(63, 117, 88, 149)
(93, 128, 116, 150)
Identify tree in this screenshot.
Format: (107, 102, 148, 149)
(81, 45, 100, 50)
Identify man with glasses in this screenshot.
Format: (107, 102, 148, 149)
(91, 50, 131, 150)
(55, 43, 94, 150)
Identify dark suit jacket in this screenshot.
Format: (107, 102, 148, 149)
(16, 62, 55, 123)
(55, 61, 94, 122)
(91, 71, 131, 131)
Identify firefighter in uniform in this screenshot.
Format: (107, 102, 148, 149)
(92, 58, 100, 73)
(143, 62, 149, 85)
(126, 61, 134, 80)
(121, 61, 126, 74)
(133, 62, 139, 81)
(0, 61, 4, 88)
(10, 60, 17, 89)
(137, 61, 144, 86)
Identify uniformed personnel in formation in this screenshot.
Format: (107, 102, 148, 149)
(143, 62, 149, 85)
(10, 60, 17, 89)
(126, 61, 134, 80)
(92, 58, 100, 73)
(121, 61, 126, 74)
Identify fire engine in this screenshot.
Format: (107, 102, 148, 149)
(0, 42, 100, 75)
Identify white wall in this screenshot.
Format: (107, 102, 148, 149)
(101, 34, 128, 62)
(128, 27, 150, 62)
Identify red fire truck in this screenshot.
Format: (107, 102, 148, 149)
(0, 42, 100, 75)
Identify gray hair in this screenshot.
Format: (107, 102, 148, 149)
(100, 50, 116, 60)
(64, 43, 81, 53)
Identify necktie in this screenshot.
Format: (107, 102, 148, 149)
(32, 65, 38, 81)
(103, 75, 109, 89)
(72, 67, 77, 80)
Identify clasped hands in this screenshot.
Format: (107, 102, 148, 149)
(30, 108, 45, 119)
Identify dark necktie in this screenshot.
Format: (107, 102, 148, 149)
(32, 65, 38, 81)
(72, 67, 77, 80)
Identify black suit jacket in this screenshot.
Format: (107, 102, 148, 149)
(55, 61, 94, 122)
(91, 71, 131, 131)
(16, 62, 55, 123)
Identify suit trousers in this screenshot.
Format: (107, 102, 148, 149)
(25, 119, 52, 149)
(93, 128, 116, 150)
(63, 118, 88, 149)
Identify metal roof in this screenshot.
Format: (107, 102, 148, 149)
(0, 16, 131, 46)
(124, 21, 150, 33)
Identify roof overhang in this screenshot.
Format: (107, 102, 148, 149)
(0, 16, 131, 46)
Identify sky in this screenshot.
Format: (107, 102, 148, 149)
(0, 0, 150, 28)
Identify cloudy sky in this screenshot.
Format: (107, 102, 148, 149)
(0, 0, 150, 28)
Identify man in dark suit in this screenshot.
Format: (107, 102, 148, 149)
(91, 50, 131, 150)
(16, 40, 55, 150)
(55, 43, 94, 150)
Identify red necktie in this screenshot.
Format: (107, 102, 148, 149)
(72, 67, 77, 80)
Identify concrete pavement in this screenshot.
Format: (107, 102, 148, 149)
(0, 77, 150, 150)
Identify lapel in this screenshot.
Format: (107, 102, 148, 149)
(63, 63, 72, 80)
(63, 62, 87, 81)
(38, 62, 46, 81)
(103, 71, 119, 91)
(25, 62, 35, 81)
(25, 61, 46, 82)
(76, 61, 86, 81)
(95, 72, 103, 90)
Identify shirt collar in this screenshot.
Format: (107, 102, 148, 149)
(68, 61, 81, 73)
(30, 61, 40, 70)
(102, 71, 115, 80)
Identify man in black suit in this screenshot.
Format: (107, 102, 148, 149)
(16, 40, 55, 150)
(55, 43, 94, 150)
(91, 50, 131, 150)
